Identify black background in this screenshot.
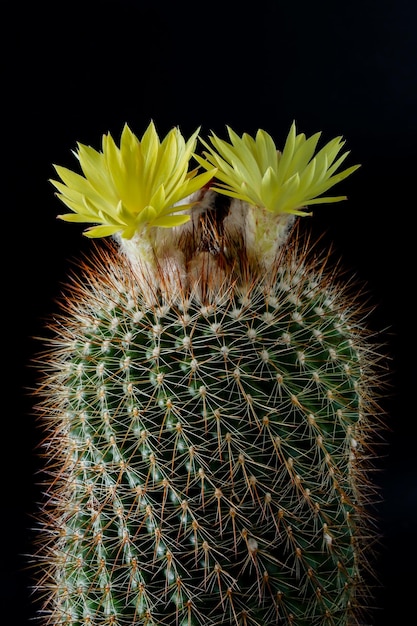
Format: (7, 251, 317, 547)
(4, 1, 416, 624)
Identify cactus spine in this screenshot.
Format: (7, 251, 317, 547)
(34, 122, 384, 625)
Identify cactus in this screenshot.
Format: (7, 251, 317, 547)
(34, 121, 384, 626)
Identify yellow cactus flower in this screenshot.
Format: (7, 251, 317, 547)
(195, 122, 360, 216)
(51, 122, 216, 238)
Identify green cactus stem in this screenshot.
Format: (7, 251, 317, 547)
(33, 122, 385, 626)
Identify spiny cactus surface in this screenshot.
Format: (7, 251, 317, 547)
(34, 122, 384, 626)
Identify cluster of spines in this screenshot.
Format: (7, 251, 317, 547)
(34, 239, 382, 626)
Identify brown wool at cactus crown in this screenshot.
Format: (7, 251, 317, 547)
(33, 120, 387, 626)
